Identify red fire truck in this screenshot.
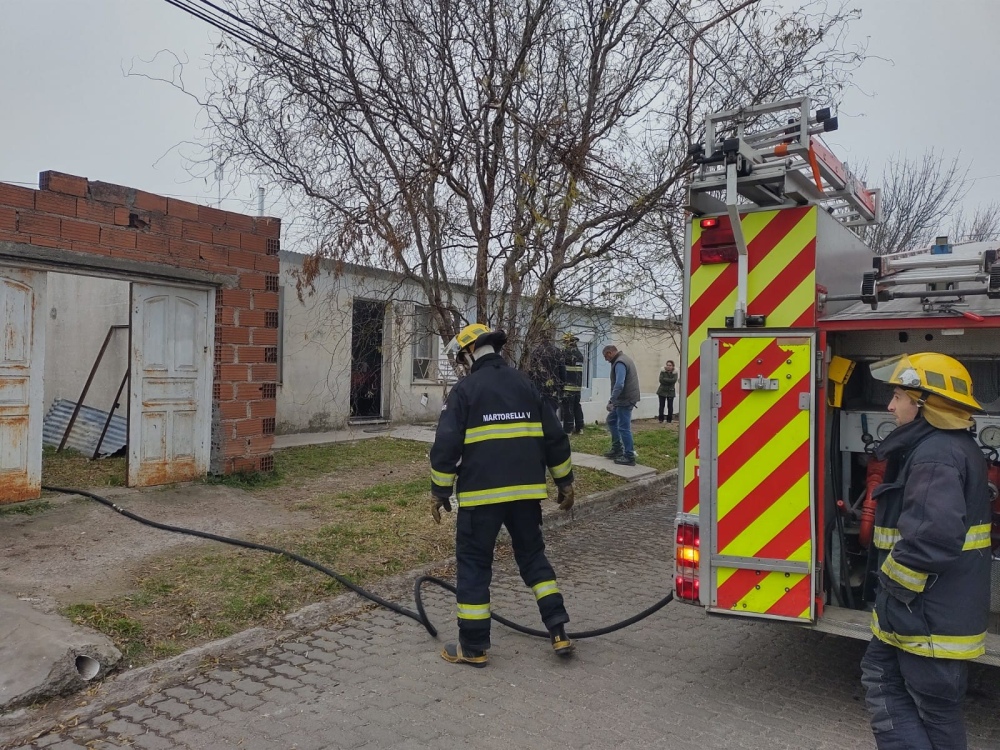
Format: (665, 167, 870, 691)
(674, 97, 1000, 663)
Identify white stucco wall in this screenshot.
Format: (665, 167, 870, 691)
(44, 273, 130, 417)
(610, 317, 681, 397)
(274, 255, 677, 434)
(277, 255, 459, 433)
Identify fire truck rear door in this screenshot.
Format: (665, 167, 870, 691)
(699, 330, 817, 623)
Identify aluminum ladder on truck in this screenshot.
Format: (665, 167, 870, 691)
(851, 240, 1000, 313)
(685, 96, 882, 328)
(686, 96, 881, 228)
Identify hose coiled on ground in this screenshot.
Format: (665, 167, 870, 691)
(45, 486, 672, 640)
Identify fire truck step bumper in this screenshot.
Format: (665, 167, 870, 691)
(807, 606, 1000, 667)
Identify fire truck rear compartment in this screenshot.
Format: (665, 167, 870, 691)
(821, 327, 1000, 664)
(678, 95, 1000, 662)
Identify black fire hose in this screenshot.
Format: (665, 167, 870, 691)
(44, 486, 673, 641)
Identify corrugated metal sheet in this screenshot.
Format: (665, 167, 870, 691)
(42, 399, 127, 458)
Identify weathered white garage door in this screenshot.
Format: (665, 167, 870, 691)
(129, 283, 214, 487)
(0, 268, 46, 503)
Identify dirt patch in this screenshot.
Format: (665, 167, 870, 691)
(0, 433, 645, 668)
(0, 484, 316, 610)
(0, 456, 427, 611)
(2, 431, 660, 612)
(264, 458, 428, 507)
(1, 438, 434, 612)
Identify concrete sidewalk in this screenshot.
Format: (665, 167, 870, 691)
(272, 423, 446, 449)
(274, 426, 657, 482)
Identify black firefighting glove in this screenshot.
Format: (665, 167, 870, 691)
(431, 494, 452, 524)
(556, 483, 575, 511)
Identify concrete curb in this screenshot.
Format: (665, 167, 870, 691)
(0, 471, 676, 748)
(543, 470, 676, 531)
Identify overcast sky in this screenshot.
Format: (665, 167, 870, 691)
(2, 0, 998, 243)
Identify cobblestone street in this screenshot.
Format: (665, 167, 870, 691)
(10, 499, 1000, 750)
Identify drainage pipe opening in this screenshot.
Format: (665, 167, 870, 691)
(75, 655, 101, 681)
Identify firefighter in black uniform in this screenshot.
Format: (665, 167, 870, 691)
(430, 323, 576, 667)
(561, 332, 585, 434)
(862, 353, 990, 750)
(528, 327, 565, 420)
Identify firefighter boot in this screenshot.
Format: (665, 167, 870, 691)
(441, 643, 489, 668)
(550, 625, 574, 657)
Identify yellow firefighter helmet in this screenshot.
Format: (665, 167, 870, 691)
(869, 352, 982, 412)
(445, 323, 507, 357)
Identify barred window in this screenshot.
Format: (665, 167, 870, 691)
(412, 306, 437, 382)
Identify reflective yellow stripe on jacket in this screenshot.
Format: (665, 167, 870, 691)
(874, 524, 991, 551)
(549, 457, 572, 480)
(457, 484, 548, 507)
(431, 468, 456, 490)
(963, 524, 992, 550)
(872, 611, 986, 659)
(873, 526, 902, 550)
(881, 555, 928, 593)
(464, 421, 544, 444)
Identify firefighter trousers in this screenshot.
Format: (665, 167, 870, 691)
(562, 392, 584, 434)
(861, 637, 969, 750)
(455, 500, 569, 652)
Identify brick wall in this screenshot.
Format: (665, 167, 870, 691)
(0, 171, 281, 475)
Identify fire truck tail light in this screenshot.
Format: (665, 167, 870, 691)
(674, 575, 700, 601)
(674, 522, 701, 602)
(676, 546, 700, 567)
(676, 523, 700, 550)
(699, 215, 736, 263)
(700, 246, 738, 264)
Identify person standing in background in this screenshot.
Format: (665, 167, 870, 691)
(657, 360, 678, 424)
(560, 333, 586, 434)
(528, 325, 565, 421)
(602, 344, 639, 466)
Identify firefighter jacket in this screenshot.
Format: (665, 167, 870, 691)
(870, 417, 991, 660)
(562, 345, 584, 393)
(529, 340, 565, 400)
(430, 353, 574, 507)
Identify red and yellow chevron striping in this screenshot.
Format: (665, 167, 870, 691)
(711, 336, 813, 619)
(683, 206, 818, 516)
(716, 568, 812, 620)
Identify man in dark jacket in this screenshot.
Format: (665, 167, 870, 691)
(602, 345, 640, 466)
(430, 323, 576, 667)
(561, 332, 586, 434)
(862, 352, 990, 750)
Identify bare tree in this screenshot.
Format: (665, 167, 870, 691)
(949, 202, 1000, 244)
(859, 150, 1000, 254)
(193, 0, 862, 362)
(862, 150, 968, 255)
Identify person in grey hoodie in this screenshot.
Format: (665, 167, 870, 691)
(657, 360, 678, 423)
